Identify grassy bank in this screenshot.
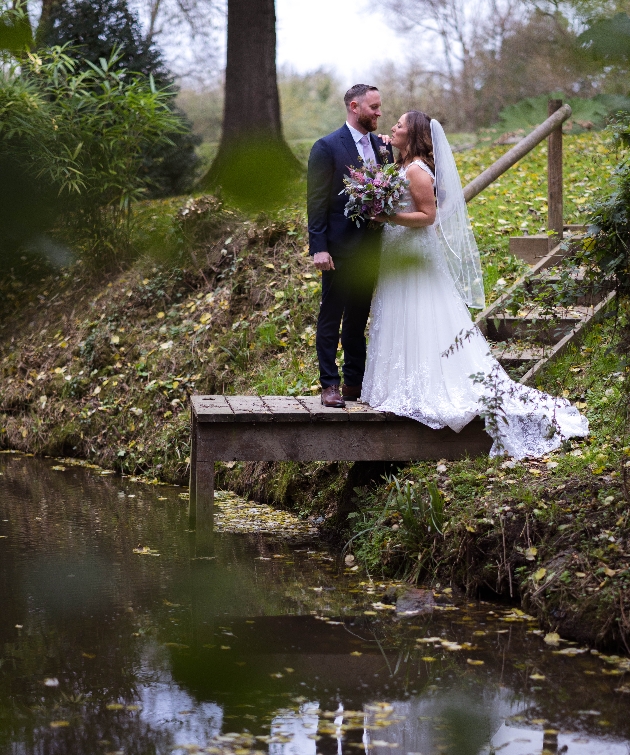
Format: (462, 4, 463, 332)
(1, 132, 628, 649)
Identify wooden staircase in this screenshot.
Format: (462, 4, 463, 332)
(476, 228, 615, 385)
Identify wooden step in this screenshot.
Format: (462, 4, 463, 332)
(490, 345, 547, 364)
(519, 291, 616, 385)
(482, 311, 585, 345)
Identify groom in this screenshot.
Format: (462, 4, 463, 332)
(307, 84, 393, 408)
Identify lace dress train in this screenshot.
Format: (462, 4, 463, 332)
(361, 163, 588, 459)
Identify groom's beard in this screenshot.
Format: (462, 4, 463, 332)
(357, 113, 378, 132)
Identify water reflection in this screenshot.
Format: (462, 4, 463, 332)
(0, 454, 629, 755)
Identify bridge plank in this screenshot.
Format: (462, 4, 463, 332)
(345, 402, 387, 421)
(296, 396, 350, 421)
(225, 396, 273, 422)
(261, 396, 311, 421)
(192, 395, 234, 422)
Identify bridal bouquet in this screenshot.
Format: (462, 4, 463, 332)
(341, 160, 408, 227)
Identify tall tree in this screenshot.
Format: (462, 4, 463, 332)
(200, 0, 301, 210)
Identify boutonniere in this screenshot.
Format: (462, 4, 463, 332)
(379, 146, 388, 157)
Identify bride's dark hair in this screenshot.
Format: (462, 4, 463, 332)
(396, 110, 435, 174)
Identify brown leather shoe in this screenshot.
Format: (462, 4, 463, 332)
(342, 384, 362, 401)
(321, 385, 345, 408)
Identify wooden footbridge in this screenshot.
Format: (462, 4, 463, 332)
(188, 100, 615, 533)
(189, 396, 491, 528)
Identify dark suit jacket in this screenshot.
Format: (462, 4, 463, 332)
(307, 125, 394, 259)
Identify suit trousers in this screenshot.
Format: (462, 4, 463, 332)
(316, 255, 378, 388)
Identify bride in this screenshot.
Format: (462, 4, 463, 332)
(361, 111, 588, 458)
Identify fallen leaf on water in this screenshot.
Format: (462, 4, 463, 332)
(364, 611, 377, 616)
(602, 668, 623, 675)
(371, 741, 398, 748)
(530, 673, 546, 681)
(371, 602, 396, 611)
(421, 657, 437, 662)
(133, 547, 160, 557)
(270, 672, 283, 678)
(553, 647, 588, 656)
(106, 703, 124, 710)
(285, 668, 294, 673)
(49, 721, 70, 728)
(163, 600, 181, 607)
(44, 678, 59, 687)
(220, 646, 231, 650)
(51, 466, 65, 472)
(82, 652, 96, 659)
(544, 632, 561, 645)
(615, 685, 630, 693)
(350, 651, 362, 656)
(467, 659, 484, 665)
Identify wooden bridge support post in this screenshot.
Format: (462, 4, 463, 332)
(547, 98, 564, 244)
(188, 409, 215, 555)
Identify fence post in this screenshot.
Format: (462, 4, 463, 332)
(547, 98, 564, 243)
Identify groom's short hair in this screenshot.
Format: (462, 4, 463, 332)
(344, 84, 379, 109)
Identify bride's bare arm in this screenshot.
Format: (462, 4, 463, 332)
(375, 164, 436, 227)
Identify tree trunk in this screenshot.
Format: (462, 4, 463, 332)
(200, 0, 301, 205)
(223, 0, 282, 142)
(36, 0, 63, 44)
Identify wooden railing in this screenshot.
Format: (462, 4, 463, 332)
(462, 102, 572, 241)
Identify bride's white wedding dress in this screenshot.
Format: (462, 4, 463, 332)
(361, 159, 588, 458)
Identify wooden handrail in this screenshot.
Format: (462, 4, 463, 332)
(463, 104, 572, 203)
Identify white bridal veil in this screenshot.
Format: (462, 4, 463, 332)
(430, 119, 486, 310)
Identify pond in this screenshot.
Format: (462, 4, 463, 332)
(1, 454, 629, 755)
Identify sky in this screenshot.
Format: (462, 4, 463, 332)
(274, 0, 408, 86)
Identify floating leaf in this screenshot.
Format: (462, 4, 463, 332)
(467, 659, 484, 665)
(106, 703, 124, 710)
(530, 673, 546, 680)
(544, 632, 561, 645)
(350, 651, 363, 656)
(49, 721, 70, 728)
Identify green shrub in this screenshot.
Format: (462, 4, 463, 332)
(0, 38, 184, 265)
(498, 93, 630, 133)
(0, 0, 187, 265)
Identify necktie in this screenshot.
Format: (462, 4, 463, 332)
(359, 134, 376, 165)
